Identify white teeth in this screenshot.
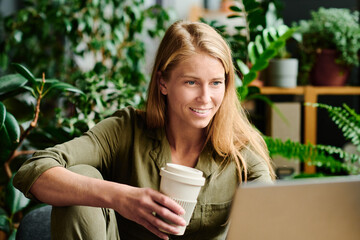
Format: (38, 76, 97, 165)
(191, 108, 209, 114)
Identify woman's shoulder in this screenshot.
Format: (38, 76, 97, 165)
(241, 146, 273, 183)
(104, 106, 145, 126)
(89, 106, 146, 136)
(111, 106, 145, 120)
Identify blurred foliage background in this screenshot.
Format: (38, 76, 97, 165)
(0, 0, 173, 238)
(0, 1, 359, 239)
(0, 0, 173, 146)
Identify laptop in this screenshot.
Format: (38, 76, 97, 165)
(226, 176, 360, 240)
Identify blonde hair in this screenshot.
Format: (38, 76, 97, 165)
(146, 21, 275, 182)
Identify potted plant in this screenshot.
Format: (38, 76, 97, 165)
(203, 0, 296, 100)
(267, 28, 299, 88)
(296, 7, 360, 86)
(262, 2, 299, 88)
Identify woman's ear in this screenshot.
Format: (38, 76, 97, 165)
(158, 72, 168, 95)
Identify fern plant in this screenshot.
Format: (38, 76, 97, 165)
(265, 103, 360, 175)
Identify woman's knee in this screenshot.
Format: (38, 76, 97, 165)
(51, 165, 119, 239)
(51, 205, 107, 239)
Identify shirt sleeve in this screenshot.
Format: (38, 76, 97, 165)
(244, 147, 273, 183)
(13, 107, 136, 200)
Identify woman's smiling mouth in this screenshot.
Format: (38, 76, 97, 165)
(190, 107, 212, 114)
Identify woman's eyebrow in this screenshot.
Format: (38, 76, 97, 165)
(179, 74, 199, 79)
(179, 74, 225, 80)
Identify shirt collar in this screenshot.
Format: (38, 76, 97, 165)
(148, 128, 221, 178)
(195, 141, 221, 178)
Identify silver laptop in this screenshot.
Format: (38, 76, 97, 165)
(227, 176, 360, 240)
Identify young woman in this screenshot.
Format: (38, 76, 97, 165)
(14, 21, 275, 240)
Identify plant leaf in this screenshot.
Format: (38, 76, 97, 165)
(0, 207, 10, 233)
(261, 48, 277, 61)
(0, 102, 5, 130)
(254, 35, 264, 55)
(237, 86, 249, 101)
(0, 149, 12, 164)
(272, 40, 286, 49)
(228, 14, 242, 19)
(4, 112, 20, 148)
(236, 59, 250, 75)
(244, 0, 259, 12)
(6, 175, 31, 215)
(277, 25, 289, 36)
(242, 71, 257, 86)
(8, 229, 17, 240)
(0, 74, 28, 96)
(248, 8, 263, 27)
(229, 6, 242, 12)
(11, 63, 37, 85)
(262, 29, 271, 48)
(21, 86, 36, 97)
(267, 27, 278, 41)
(0, 120, 11, 150)
(251, 59, 269, 72)
(44, 81, 85, 96)
(247, 86, 260, 95)
(248, 42, 257, 64)
(234, 26, 246, 31)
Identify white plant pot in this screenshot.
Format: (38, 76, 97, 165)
(269, 58, 299, 88)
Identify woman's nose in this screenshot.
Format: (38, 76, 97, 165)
(197, 86, 211, 103)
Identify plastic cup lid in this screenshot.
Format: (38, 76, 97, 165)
(165, 163, 203, 178)
(160, 163, 205, 186)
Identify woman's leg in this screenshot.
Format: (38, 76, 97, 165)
(50, 165, 120, 240)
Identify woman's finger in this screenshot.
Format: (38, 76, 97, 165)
(146, 209, 184, 235)
(142, 216, 170, 240)
(151, 191, 185, 216)
(150, 201, 186, 227)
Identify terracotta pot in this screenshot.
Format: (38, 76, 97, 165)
(310, 49, 349, 86)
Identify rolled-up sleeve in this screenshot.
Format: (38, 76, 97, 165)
(13, 107, 135, 200)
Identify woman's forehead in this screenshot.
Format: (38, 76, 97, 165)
(169, 54, 225, 78)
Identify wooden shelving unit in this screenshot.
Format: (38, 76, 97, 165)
(260, 86, 360, 173)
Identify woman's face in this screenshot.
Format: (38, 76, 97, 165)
(159, 53, 226, 132)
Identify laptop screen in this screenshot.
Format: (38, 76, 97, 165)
(226, 176, 360, 240)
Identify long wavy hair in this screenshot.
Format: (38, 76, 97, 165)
(145, 21, 275, 181)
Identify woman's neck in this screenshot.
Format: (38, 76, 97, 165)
(165, 123, 206, 167)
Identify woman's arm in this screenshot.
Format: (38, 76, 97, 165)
(30, 166, 186, 239)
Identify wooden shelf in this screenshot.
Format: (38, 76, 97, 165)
(259, 86, 360, 173)
(260, 86, 360, 95)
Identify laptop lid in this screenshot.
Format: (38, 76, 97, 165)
(226, 176, 360, 240)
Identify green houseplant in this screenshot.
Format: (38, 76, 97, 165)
(201, 0, 295, 125)
(202, 0, 296, 102)
(0, 0, 172, 130)
(263, 2, 299, 88)
(265, 103, 360, 177)
(268, 50, 299, 88)
(296, 7, 360, 86)
(0, 64, 83, 239)
(0, 1, 172, 238)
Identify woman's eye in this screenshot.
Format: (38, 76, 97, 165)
(213, 81, 223, 86)
(186, 81, 195, 85)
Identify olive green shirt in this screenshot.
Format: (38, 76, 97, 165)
(14, 107, 272, 240)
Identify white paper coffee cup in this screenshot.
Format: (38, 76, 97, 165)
(160, 163, 205, 235)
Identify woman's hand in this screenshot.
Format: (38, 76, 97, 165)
(30, 167, 185, 239)
(114, 186, 186, 240)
